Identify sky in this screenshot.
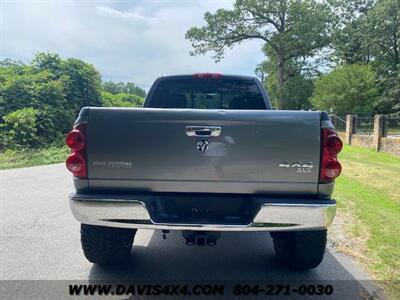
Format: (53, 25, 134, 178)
(0, 0, 265, 90)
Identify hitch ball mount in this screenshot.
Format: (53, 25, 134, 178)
(182, 231, 221, 246)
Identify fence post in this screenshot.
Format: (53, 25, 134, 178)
(329, 114, 336, 127)
(373, 115, 385, 151)
(345, 115, 355, 145)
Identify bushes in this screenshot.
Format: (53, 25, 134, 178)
(103, 81, 146, 98)
(0, 108, 40, 149)
(100, 91, 144, 108)
(0, 52, 145, 154)
(310, 64, 378, 114)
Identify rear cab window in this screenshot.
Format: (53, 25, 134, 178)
(145, 75, 268, 110)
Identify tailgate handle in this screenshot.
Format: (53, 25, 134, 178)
(185, 126, 221, 137)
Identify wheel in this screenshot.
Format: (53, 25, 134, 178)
(271, 230, 327, 270)
(80, 224, 136, 265)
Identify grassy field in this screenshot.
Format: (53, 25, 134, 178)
(333, 145, 400, 298)
(0, 146, 69, 169)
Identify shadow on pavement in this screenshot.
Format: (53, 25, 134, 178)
(88, 230, 374, 299)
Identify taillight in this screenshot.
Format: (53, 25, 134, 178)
(322, 128, 343, 155)
(320, 128, 342, 182)
(65, 130, 85, 151)
(321, 159, 342, 180)
(65, 123, 87, 178)
(66, 153, 86, 177)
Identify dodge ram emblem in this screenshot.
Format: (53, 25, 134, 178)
(197, 139, 209, 152)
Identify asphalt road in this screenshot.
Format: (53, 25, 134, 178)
(0, 164, 378, 299)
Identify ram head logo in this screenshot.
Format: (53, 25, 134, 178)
(197, 139, 209, 152)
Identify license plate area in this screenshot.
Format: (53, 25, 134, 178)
(148, 195, 259, 225)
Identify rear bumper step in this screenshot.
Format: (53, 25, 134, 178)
(69, 193, 336, 232)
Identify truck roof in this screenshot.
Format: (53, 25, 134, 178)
(157, 73, 257, 81)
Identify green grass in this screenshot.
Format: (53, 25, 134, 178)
(0, 145, 69, 169)
(334, 145, 400, 298)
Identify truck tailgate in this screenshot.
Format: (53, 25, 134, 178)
(85, 108, 321, 195)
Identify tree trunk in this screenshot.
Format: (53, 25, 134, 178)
(277, 52, 285, 110)
(392, 29, 399, 72)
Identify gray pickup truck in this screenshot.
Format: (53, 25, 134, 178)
(66, 74, 343, 270)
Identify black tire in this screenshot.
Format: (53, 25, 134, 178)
(271, 230, 327, 270)
(81, 224, 136, 265)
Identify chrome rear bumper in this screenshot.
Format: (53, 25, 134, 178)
(69, 193, 336, 232)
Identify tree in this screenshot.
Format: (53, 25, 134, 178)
(100, 91, 144, 108)
(0, 108, 40, 149)
(0, 52, 145, 149)
(278, 74, 314, 110)
(332, 0, 399, 69)
(330, 0, 399, 114)
(0, 58, 24, 69)
(364, 0, 400, 114)
(376, 72, 400, 115)
(186, 0, 334, 109)
(331, 16, 374, 64)
(367, 0, 400, 73)
(61, 58, 103, 115)
(1, 53, 103, 136)
(310, 64, 378, 113)
(256, 58, 314, 110)
(32, 52, 63, 76)
(124, 82, 146, 98)
(103, 81, 146, 98)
